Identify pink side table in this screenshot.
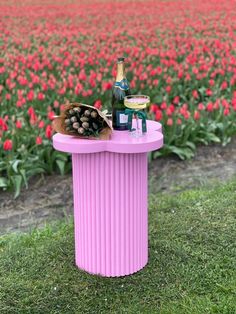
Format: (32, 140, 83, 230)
(53, 120, 163, 277)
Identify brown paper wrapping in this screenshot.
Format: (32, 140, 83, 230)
(52, 103, 113, 140)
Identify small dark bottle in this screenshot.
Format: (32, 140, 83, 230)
(112, 57, 131, 130)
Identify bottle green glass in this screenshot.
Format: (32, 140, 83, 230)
(112, 57, 131, 130)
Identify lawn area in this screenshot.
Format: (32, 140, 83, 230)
(1, 0, 236, 196)
(0, 179, 236, 314)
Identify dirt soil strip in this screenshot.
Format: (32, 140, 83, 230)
(0, 138, 235, 235)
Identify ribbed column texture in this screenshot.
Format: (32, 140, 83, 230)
(72, 151, 148, 277)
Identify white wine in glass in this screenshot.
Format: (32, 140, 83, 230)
(124, 95, 150, 137)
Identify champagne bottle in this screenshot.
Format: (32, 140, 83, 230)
(112, 57, 131, 130)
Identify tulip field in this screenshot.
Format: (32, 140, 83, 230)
(0, 0, 236, 196)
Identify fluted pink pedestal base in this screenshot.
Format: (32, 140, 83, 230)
(53, 120, 163, 277)
(73, 152, 148, 276)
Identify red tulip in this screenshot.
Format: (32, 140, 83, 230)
(221, 81, 228, 90)
(15, 120, 22, 129)
(16, 100, 23, 107)
(206, 102, 214, 112)
(194, 111, 200, 120)
(53, 101, 59, 108)
(27, 90, 34, 101)
(166, 107, 173, 116)
(38, 120, 45, 128)
(37, 92, 45, 101)
(3, 139, 12, 151)
(167, 118, 173, 126)
(198, 103, 205, 111)
(45, 125, 53, 139)
(94, 100, 102, 109)
(155, 110, 163, 121)
(209, 79, 215, 86)
(192, 90, 199, 99)
(161, 102, 167, 110)
(221, 99, 229, 108)
(47, 111, 55, 120)
(152, 79, 159, 86)
(184, 111, 190, 119)
(102, 82, 112, 91)
(166, 85, 171, 93)
(223, 108, 230, 116)
(173, 96, 179, 105)
(36, 136, 42, 145)
(206, 89, 213, 96)
(28, 107, 35, 116)
(177, 118, 182, 125)
(150, 104, 158, 113)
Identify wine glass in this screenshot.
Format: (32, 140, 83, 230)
(124, 95, 150, 138)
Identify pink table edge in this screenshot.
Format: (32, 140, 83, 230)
(53, 120, 163, 154)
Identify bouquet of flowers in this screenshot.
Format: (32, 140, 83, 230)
(53, 103, 112, 140)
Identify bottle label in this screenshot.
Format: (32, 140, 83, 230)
(116, 110, 128, 126)
(114, 78, 130, 91)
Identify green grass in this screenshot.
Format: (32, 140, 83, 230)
(0, 180, 236, 314)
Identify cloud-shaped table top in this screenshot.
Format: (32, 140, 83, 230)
(53, 120, 163, 154)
